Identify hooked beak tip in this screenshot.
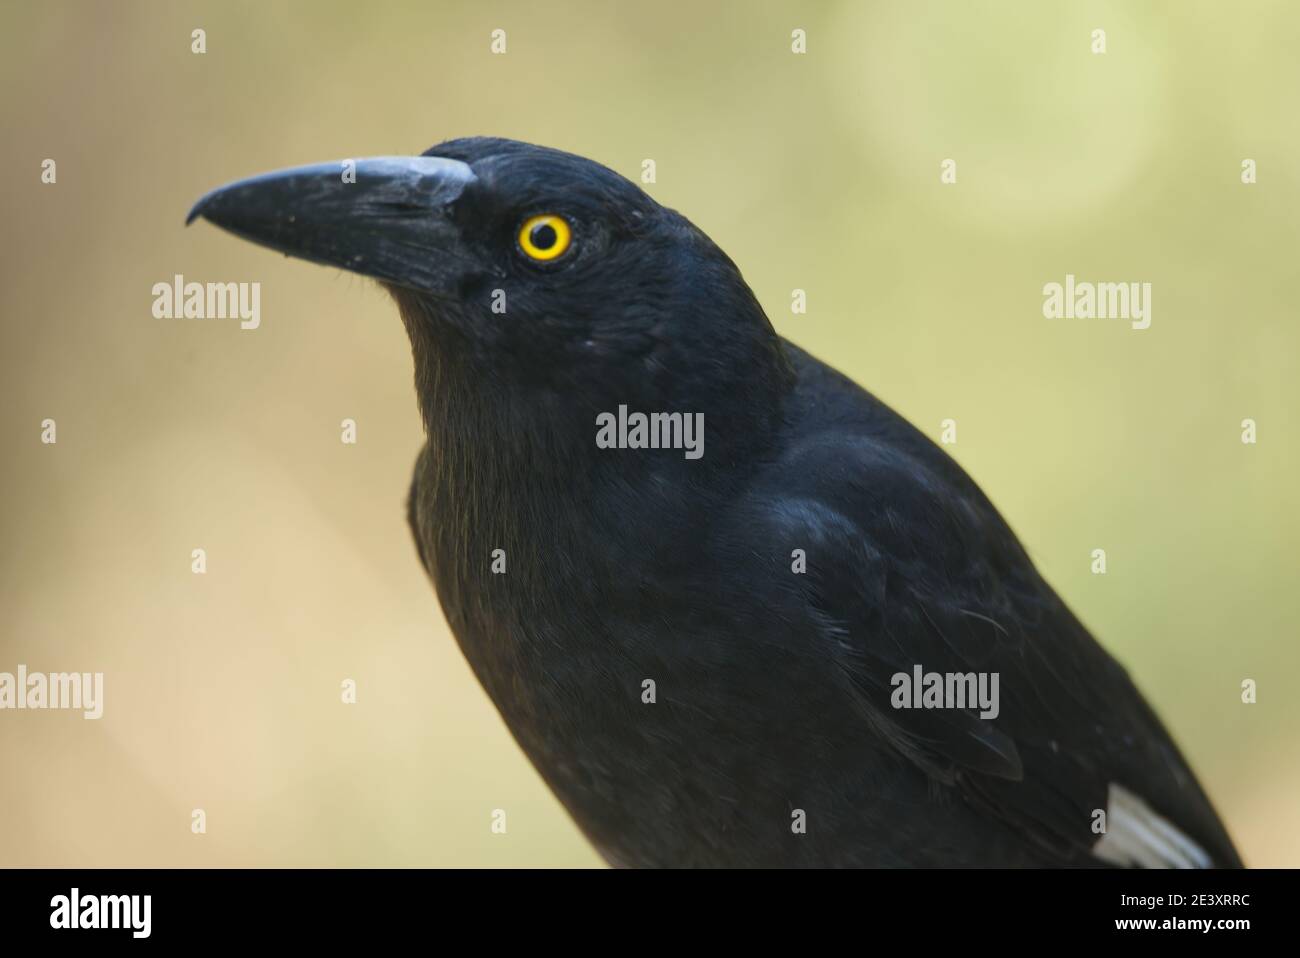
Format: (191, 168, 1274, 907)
(185, 189, 217, 226)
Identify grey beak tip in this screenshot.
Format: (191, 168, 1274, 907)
(185, 194, 211, 226)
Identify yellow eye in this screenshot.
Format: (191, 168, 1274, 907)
(517, 214, 572, 262)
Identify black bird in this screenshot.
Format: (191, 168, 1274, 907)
(188, 137, 1241, 868)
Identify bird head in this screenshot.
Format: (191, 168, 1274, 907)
(188, 137, 790, 455)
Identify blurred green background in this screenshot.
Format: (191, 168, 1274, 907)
(1, 0, 1296, 867)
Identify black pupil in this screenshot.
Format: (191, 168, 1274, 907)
(530, 222, 558, 250)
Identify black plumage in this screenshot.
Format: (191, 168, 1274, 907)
(189, 137, 1241, 868)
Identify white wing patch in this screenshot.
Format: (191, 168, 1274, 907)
(1092, 782, 1212, 868)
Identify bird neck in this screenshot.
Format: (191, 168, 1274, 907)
(397, 299, 794, 492)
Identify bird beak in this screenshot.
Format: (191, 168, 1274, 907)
(186, 156, 478, 294)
